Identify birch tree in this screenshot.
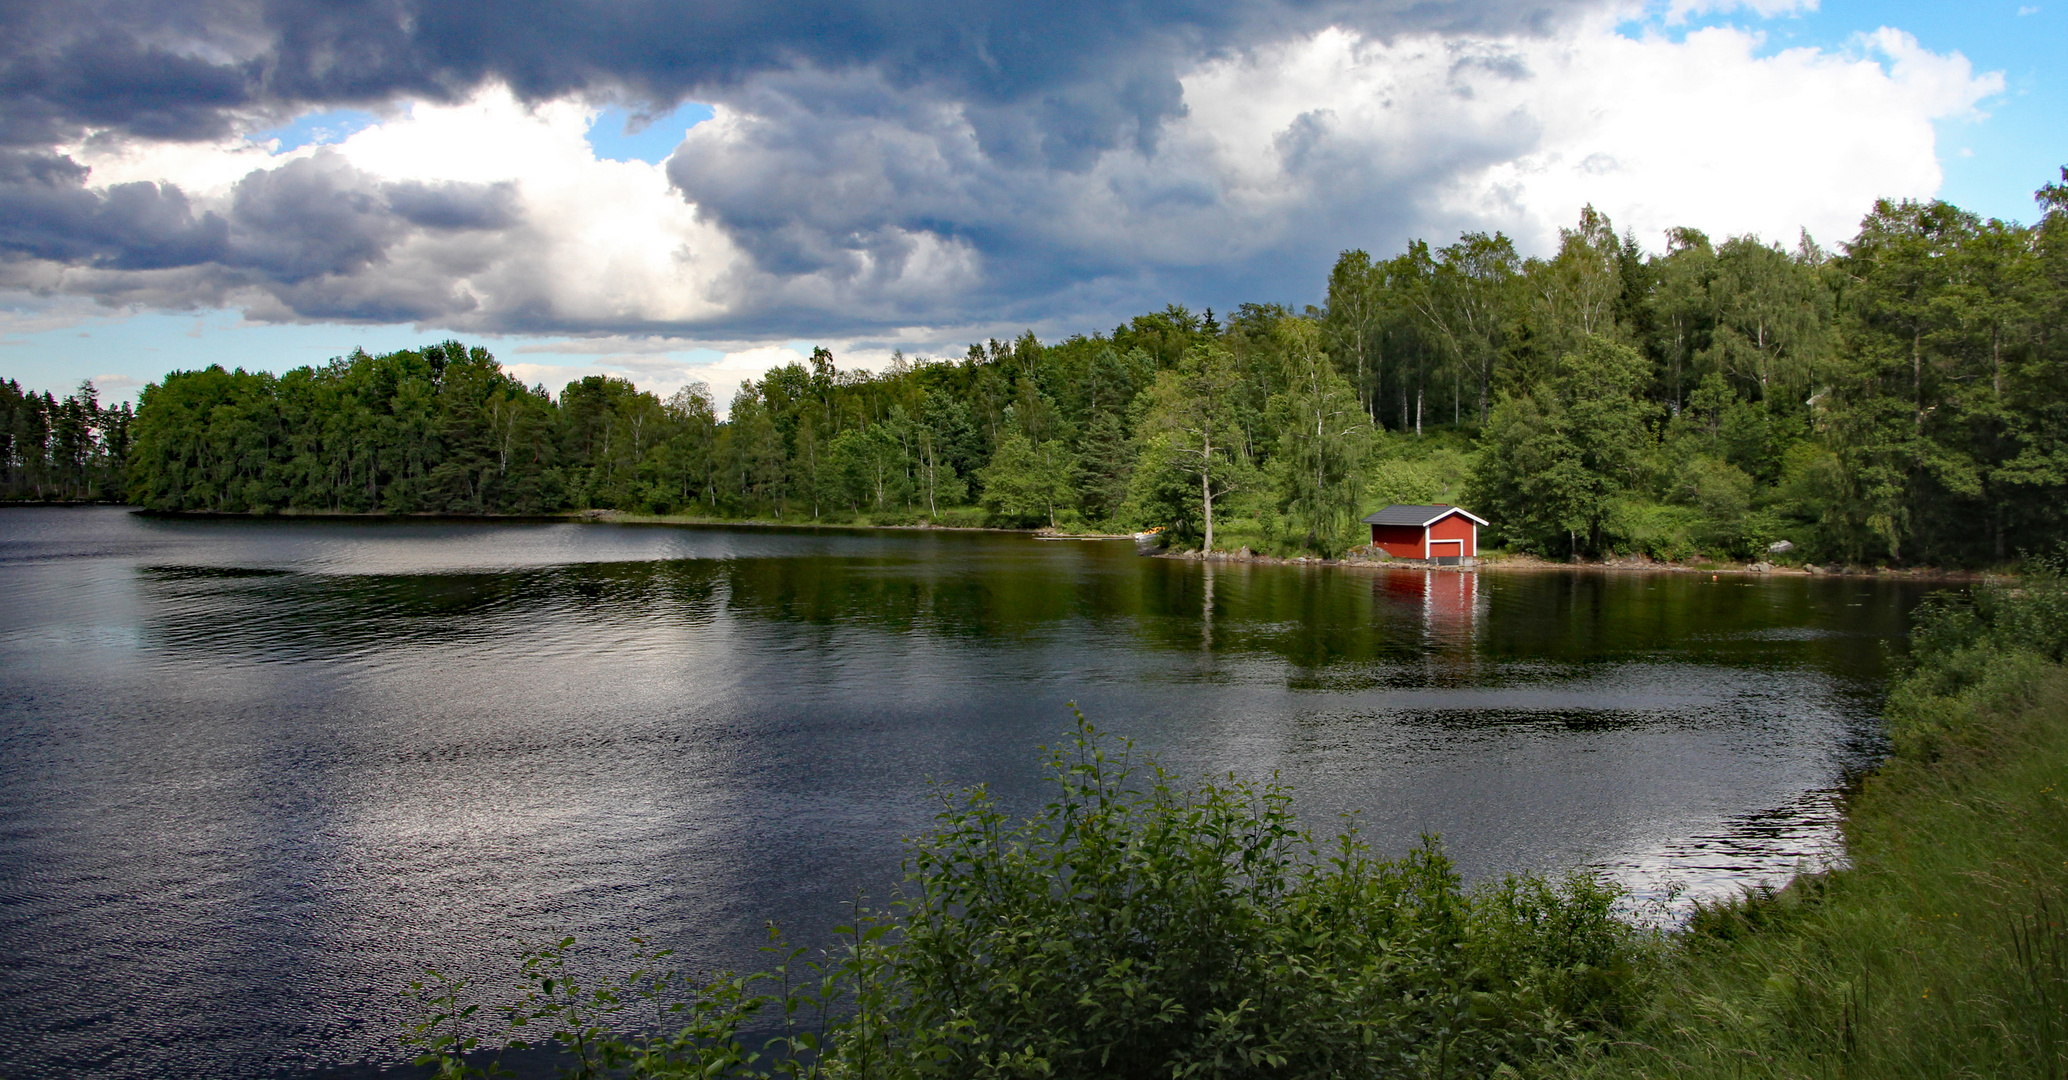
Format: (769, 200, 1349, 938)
(1135, 344, 1251, 551)
(1267, 319, 1372, 554)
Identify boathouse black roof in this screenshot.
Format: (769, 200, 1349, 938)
(1360, 504, 1488, 528)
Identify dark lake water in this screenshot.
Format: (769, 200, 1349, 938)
(0, 506, 1937, 1078)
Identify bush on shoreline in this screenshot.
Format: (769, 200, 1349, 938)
(405, 713, 1643, 1079)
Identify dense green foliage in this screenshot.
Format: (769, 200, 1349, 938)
(1, 378, 132, 501)
(87, 167, 2068, 564)
(123, 342, 606, 514)
(405, 715, 1640, 1079)
(1554, 559, 2068, 1079)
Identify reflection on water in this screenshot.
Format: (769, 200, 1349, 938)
(0, 508, 1931, 1079)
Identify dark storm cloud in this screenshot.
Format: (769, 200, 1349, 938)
(0, 24, 256, 146)
(0, 147, 516, 290)
(658, 43, 1544, 337)
(0, 150, 229, 268)
(226, 154, 401, 280)
(0, 0, 1607, 335)
(2, 0, 1591, 150)
(385, 180, 520, 231)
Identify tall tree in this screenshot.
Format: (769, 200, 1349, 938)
(1321, 250, 1384, 423)
(662, 383, 719, 510)
(978, 433, 1075, 527)
(1133, 344, 1251, 551)
(1469, 336, 1658, 556)
(1411, 232, 1519, 425)
(1266, 319, 1372, 554)
(1526, 206, 1629, 376)
(1703, 236, 1832, 402)
(1646, 226, 1718, 412)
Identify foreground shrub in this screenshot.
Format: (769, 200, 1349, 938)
(876, 720, 1636, 1079)
(405, 713, 1642, 1079)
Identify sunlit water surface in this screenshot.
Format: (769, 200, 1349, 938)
(0, 507, 1933, 1078)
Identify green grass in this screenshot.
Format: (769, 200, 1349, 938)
(1556, 625, 2068, 1077)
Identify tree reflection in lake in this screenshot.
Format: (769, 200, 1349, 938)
(0, 508, 1927, 1079)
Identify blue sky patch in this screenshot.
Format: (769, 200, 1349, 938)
(256, 109, 380, 152)
(587, 101, 716, 164)
(1622, 0, 2063, 225)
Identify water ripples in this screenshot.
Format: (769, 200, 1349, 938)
(0, 508, 1932, 1079)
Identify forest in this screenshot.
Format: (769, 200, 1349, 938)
(16, 170, 2067, 568)
(0, 379, 132, 503)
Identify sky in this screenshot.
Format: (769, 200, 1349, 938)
(0, 0, 2060, 408)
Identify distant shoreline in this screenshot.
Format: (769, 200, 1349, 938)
(119, 504, 1038, 534)
(1156, 544, 1993, 583)
(25, 504, 1995, 579)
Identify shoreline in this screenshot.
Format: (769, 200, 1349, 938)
(1574, 573, 2068, 1076)
(95, 505, 1998, 579)
(121, 505, 1033, 533)
(1154, 544, 1995, 583)
(594, 509, 1030, 534)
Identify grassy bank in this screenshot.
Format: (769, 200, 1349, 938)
(1555, 565, 2068, 1080)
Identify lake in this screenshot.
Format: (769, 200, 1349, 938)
(0, 506, 1934, 1078)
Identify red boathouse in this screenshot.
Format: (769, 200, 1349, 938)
(1362, 504, 1488, 564)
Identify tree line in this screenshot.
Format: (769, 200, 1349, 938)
(84, 168, 2068, 566)
(1, 379, 133, 501)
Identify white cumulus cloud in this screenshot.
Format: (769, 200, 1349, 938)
(1175, 15, 2002, 258)
(8, 9, 2007, 360)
